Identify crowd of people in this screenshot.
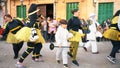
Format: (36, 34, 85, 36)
(0, 3, 120, 68)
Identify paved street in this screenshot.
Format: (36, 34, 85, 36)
(0, 41, 120, 68)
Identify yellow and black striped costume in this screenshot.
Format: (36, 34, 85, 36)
(2, 18, 24, 59)
(17, 4, 45, 63)
(103, 16, 120, 41)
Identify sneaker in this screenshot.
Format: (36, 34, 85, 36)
(34, 58, 44, 62)
(68, 52, 73, 58)
(15, 62, 25, 68)
(72, 60, 79, 66)
(64, 64, 69, 68)
(107, 56, 116, 64)
(57, 60, 60, 64)
(83, 47, 87, 51)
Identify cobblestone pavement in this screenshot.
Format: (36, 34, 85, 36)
(0, 41, 120, 68)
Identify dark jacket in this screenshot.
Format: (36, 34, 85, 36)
(67, 16, 82, 31)
(3, 19, 24, 38)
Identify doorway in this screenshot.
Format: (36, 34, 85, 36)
(46, 4, 53, 18)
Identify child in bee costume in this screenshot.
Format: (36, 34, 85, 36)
(103, 10, 120, 64)
(2, 14, 24, 59)
(15, 4, 45, 68)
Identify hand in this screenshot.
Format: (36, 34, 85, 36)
(59, 45, 62, 48)
(0, 35, 3, 38)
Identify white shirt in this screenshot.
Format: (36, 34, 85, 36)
(55, 26, 72, 46)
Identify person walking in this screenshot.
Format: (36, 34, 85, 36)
(83, 13, 100, 54)
(55, 19, 73, 68)
(67, 9, 82, 66)
(103, 10, 120, 64)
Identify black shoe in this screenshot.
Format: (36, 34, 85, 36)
(72, 60, 79, 66)
(57, 60, 60, 64)
(14, 55, 18, 59)
(68, 52, 73, 58)
(39, 54, 43, 57)
(83, 47, 87, 51)
(116, 50, 120, 53)
(63, 64, 68, 68)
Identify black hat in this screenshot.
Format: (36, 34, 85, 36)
(28, 4, 37, 13)
(71, 9, 79, 14)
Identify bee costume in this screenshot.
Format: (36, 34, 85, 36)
(103, 10, 120, 61)
(2, 14, 24, 59)
(16, 4, 45, 67)
(103, 16, 120, 40)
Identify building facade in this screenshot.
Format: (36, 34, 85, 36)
(2, 0, 120, 24)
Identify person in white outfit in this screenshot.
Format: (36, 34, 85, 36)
(55, 19, 73, 68)
(83, 13, 100, 54)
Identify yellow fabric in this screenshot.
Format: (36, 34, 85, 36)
(15, 27, 31, 42)
(103, 16, 120, 41)
(3, 22, 8, 29)
(15, 27, 45, 43)
(112, 16, 118, 24)
(110, 27, 117, 29)
(20, 56, 25, 59)
(10, 26, 21, 32)
(15, 17, 24, 21)
(35, 29, 45, 43)
(68, 30, 85, 42)
(103, 29, 120, 41)
(6, 32, 21, 43)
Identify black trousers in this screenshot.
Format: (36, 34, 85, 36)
(12, 41, 23, 57)
(110, 40, 120, 58)
(32, 43, 42, 59)
(19, 42, 42, 63)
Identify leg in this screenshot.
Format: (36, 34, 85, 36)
(68, 42, 74, 57)
(32, 43, 43, 62)
(72, 42, 79, 60)
(110, 40, 120, 58)
(83, 41, 91, 52)
(33, 43, 43, 58)
(62, 48, 68, 64)
(56, 48, 62, 62)
(91, 40, 98, 53)
(84, 41, 91, 49)
(107, 40, 120, 64)
(19, 42, 34, 63)
(71, 42, 79, 66)
(12, 42, 23, 59)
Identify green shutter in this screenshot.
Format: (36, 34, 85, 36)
(66, 2, 79, 20)
(98, 2, 114, 24)
(17, 5, 26, 19)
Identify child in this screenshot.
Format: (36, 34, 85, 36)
(55, 19, 73, 68)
